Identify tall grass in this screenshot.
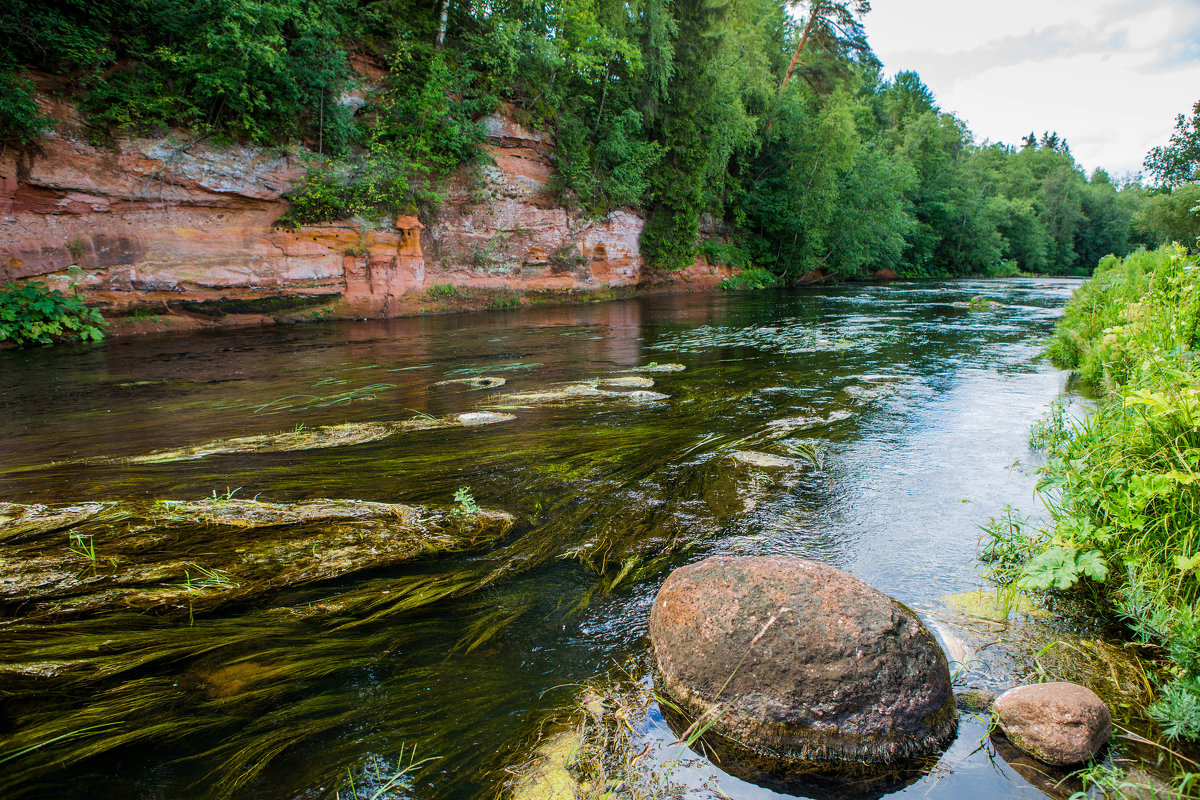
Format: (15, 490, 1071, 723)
(993, 245, 1200, 790)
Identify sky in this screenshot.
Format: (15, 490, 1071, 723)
(862, 0, 1200, 178)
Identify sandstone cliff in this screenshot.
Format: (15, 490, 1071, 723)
(0, 93, 733, 334)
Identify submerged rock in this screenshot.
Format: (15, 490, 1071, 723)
(955, 690, 995, 713)
(629, 362, 685, 373)
(649, 556, 957, 772)
(600, 376, 655, 388)
(108, 412, 516, 464)
(490, 380, 668, 408)
(433, 376, 507, 390)
(618, 390, 668, 403)
(993, 682, 1112, 766)
(0, 503, 104, 542)
(457, 411, 515, 426)
(727, 450, 801, 470)
(0, 498, 515, 620)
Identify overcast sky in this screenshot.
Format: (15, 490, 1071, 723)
(862, 0, 1200, 178)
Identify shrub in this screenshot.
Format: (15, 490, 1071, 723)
(0, 71, 52, 146)
(718, 267, 777, 291)
(0, 282, 107, 346)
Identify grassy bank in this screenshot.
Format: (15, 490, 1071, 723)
(988, 244, 1200, 795)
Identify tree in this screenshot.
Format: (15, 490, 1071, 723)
(1145, 100, 1200, 188)
(778, 0, 875, 94)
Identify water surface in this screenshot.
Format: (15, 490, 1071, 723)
(0, 280, 1080, 799)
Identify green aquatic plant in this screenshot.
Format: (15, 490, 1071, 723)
(978, 505, 1039, 585)
(1017, 545, 1108, 591)
(67, 530, 96, 564)
(0, 721, 125, 766)
(452, 488, 480, 517)
(250, 383, 397, 414)
(1009, 244, 1200, 790)
(210, 487, 243, 505)
(1029, 395, 1073, 453)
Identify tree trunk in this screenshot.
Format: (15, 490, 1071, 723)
(779, 19, 814, 94)
(436, 0, 450, 48)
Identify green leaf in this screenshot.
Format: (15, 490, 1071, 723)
(1075, 549, 1108, 582)
(1177, 553, 1200, 574)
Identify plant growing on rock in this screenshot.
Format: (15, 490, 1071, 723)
(452, 487, 480, 517)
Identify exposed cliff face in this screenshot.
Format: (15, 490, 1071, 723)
(0, 95, 732, 333)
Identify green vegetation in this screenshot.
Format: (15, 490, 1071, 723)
(0, 282, 107, 346)
(989, 245, 1200, 795)
(719, 267, 777, 291)
(426, 283, 458, 298)
(5, 1, 1182, 279)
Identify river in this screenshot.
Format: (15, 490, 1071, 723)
(0, 279, 1087, 799)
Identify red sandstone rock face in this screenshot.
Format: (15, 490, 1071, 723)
(0, 93, 736, 332)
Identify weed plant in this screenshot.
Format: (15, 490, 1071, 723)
(0, 281, 106, 346)
(987, 245, 1200, 794)
(718, 267, 778, 291)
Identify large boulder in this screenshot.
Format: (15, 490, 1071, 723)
(993, 682, 1112, 766)
(649, 556, 957, 769)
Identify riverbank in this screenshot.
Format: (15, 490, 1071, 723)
(990, 244, 1200, 797)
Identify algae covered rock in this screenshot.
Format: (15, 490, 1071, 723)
(993, 682, 1112, 766)
(0, 497, 516, 619)
(46, 412, 520, 466)
(649, 556, 957, 772)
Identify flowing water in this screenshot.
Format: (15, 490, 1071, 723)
(0, 279, 1091, 799)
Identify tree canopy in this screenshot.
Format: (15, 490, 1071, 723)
(0, 0, 1182, 277)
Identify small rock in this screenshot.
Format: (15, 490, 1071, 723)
(955, 690, 995, 713)
(727, 450, 799, 469)
(435, 376, 507, 389)
(600, 376, 655, 388)
(457, 411, 516, 426)
(619, 390, 668, 403)
(630, 363, 685, 373)
(993, 682, 1112, 766)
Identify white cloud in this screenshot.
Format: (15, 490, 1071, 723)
(860, 0, 1200, 175)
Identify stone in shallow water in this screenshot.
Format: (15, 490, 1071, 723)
(649, 556, 957, 772)
(457, 411, 516, 426)
(993, 682, 1112, 766)
(600, 376, 655, 388)
(491, 381, 668, 407)
(434, 376, 507, 389)
(0, 498, 516, 619)
(618, 390, 668, 403)
(727, 450, 801, 469)
(630, 363, 686, 373)
(109, 412, 516, 464)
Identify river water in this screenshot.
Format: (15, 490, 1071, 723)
(0, 279, 1082, 799)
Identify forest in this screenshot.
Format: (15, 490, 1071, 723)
(2, 0, 1195, 283)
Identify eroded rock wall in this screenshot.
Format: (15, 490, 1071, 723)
(0, 94, 732, 333)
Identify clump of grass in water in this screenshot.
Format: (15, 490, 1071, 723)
(336, 746, 438, 800)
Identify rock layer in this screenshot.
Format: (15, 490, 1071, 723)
(1, 88, 735, 333)
(649, 556, 957, 767)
